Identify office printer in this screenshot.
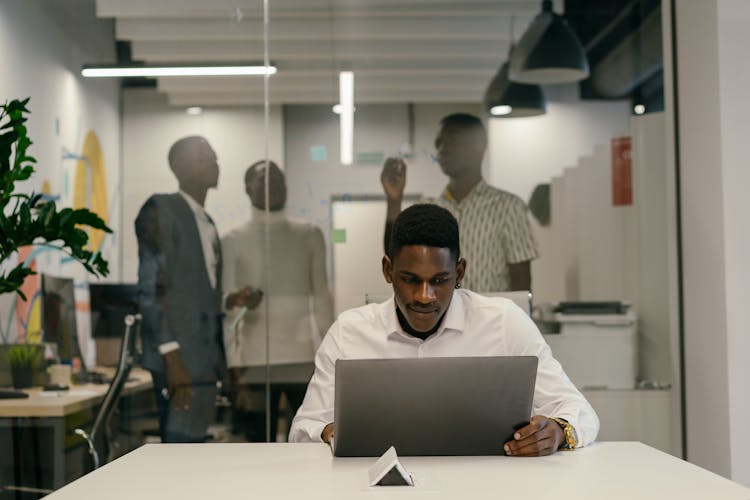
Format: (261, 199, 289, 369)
(543, 301, 637, 390)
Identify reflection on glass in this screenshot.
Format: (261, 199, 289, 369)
(222, 161, 334, 442)
(135, 136, 223, 443)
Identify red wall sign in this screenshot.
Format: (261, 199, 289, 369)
(611, 136, 633, 206)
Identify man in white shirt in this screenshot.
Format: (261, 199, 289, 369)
(289, 204, 599, 455)
(381, 113, 539, 292)
(135, 136, 224, 442)
(223, 161, 334, 441)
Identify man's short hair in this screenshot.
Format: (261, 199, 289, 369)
(388, 204, 460, 261)
(244, 160, 280, 185)
(439, 113, 486, 137)
(168, 135, 206, 168)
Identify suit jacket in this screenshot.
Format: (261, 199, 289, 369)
(135, 193, 224, 381)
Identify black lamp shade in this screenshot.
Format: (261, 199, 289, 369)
(509, 1, 589, 84)
(484, 63, 546, 118)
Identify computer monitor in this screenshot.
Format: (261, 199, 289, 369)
(41, 274, 83, 366)
(89, 283, 138, 338)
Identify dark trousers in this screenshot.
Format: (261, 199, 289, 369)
(150, 370, 218, 443)
(232, 384, 307, 442)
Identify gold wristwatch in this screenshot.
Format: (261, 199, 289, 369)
(550, 417, 578, 450)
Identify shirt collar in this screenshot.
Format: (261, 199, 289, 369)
(178, 190, 206, 216)
(381, 290, 466, 341)
(441, 179, 489, 204)
(250, 206, 287, 224)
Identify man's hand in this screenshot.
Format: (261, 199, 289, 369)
(163, 350, 193, 411)
(226, 286, 264, 310)
(503, 415, 564, 457)
(321, 423, 335, 444)
(380, 157, 407, 202)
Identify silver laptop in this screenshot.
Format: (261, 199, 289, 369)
(333, 356, 538, 457)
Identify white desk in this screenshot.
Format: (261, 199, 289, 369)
(46, 442, 750, 499)
(0, 367, 152, 418)
(0, 368, 153, 489)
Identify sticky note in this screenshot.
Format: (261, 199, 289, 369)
(310, 145, 327, 163)
(332, 229, 347, 244)
(355, 151, 385, 166)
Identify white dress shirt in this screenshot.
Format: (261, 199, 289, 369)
(158, 191, 219, 355)
(178, 190, 219, 289)
(221, 208, 334, 367)
(288, 289, 599, 447)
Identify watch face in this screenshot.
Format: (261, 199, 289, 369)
(569, 425, 579, 448)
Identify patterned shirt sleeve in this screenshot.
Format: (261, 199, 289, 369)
(501, 196, 540, 264)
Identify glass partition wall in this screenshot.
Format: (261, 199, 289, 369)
(0, 0, 683, 494)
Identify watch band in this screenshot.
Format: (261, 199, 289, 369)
(550, 417, 578, 450)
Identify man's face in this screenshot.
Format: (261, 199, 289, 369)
(246, 164, 287, 211)
(174, 139, 219, 189)
(434, 124, 486, 178)
(382, 245, 466, 333)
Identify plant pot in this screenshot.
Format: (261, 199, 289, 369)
(11, 365, 33, 389)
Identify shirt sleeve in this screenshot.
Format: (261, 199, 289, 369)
(135, 196, 175, 348)
(288, 321, 343, 442)
(501, 197, 540, 264)
(503, 302, 600, 447)
(220, 233, 244, 367)
(221, 233, 239, 313)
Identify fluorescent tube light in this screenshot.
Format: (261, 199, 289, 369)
(339, 71, 354, 165)
(332, 104, 357, 114)
(81, 65, 277, 78)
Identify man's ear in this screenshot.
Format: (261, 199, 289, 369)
(382, 256, 394, 284)
(456, 258, 467, 284)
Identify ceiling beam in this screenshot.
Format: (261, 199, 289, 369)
(117, 17, 524, 42)
(99, 0, 539, 19)
(156, 74, 491, 93)
(130, 39, 509, 62)
(166, 89, 482, 106)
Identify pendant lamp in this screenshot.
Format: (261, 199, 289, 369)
(484, 61, 546, 118)
(509, 0, 589, 84)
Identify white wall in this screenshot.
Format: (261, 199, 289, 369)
(0, 0, 120, 274)
(0, 1, 119, 355)
(717, 1, 750, 485)
(486, 98, 631, 202)
(673, 0, 750, 485)
(283, 102, 482, 302)
(120, 88, 284, 282)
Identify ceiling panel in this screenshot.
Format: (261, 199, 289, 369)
(97, 0, 550, 105)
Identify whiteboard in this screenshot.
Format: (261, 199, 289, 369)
(331, 197, 416, 316)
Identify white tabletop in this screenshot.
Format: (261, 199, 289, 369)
(46, 442, 750, 500)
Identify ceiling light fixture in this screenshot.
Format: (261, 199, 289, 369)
(339, 71, 354, 165)
(484, 60, 546, 118)
(509, 0, 589, 84)
(633, 104, 646, 115)
(186, 107, 203, 115)
(332, 104, 356, 114)
(81, 64, 277, 78)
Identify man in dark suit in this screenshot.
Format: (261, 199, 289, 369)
(135, 136, 224, 443)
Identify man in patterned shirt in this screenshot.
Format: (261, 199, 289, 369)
(381, 113, 538, 292)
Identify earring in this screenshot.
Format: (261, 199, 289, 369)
(455, 282, 462, 289)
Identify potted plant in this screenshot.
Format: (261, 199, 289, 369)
(0, 97, 111, 302)
(6, 344, 43, 389)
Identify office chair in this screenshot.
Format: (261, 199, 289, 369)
(75, 313, 142, 470)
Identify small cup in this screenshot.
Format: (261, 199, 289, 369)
(48, 364, 72, 387)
